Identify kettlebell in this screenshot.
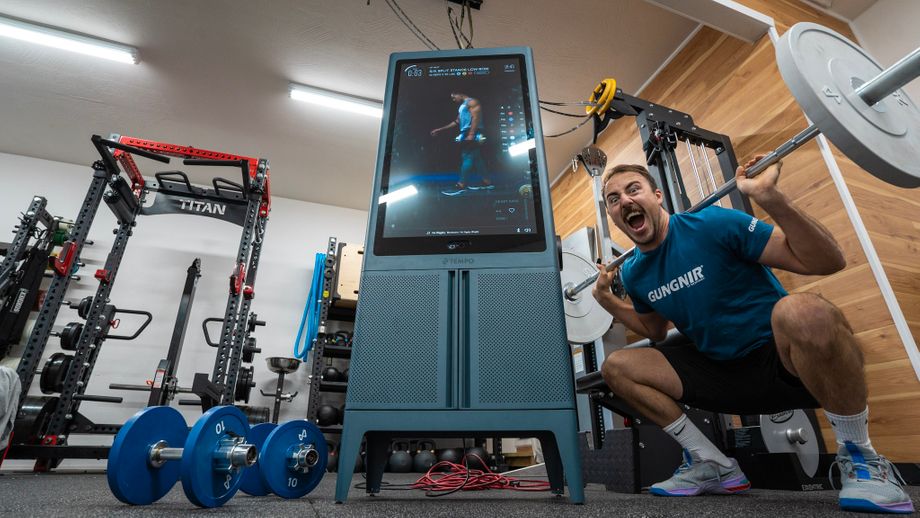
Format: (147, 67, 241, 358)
(343, 368, 349, 382)
(413, 440, 437, 473)
(387, 441, 413, 473)
(322, 366, 342, 382)
(317, 404, 340, 426)
(466, 446, 488, 470)
(339, 404, 346, 425)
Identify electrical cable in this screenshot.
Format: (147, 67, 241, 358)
(354, 453, 551, 496)
(544, 114, 595, 138)
(446, 2, 464, 49)
(539, 77, 618, 137)
(292, 253, 327, 360)
(446, 0, 474, 48)
(383, 0, 441, 50)
(539, 105, 589, 118)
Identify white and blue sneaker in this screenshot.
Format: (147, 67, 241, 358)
(441, 184, 467, 196)
(834, 441, 915, 514)
(649, 449, 751, 497)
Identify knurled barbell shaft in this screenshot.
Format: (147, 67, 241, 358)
(565, 47, 919, 301)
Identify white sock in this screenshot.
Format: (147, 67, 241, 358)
(825, 406, 875, 453)
(663, 414, 732, 468)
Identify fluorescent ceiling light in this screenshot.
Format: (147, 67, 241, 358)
(379, 185, 418, 204)
(0, 15, 137, 64)
(290, 83, 383, 118)
(508, 138, 536, 157)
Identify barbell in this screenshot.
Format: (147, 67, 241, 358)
(562, 22, 920, 343)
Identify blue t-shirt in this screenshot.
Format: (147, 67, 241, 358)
(620, 206, 787, 360)
(457, 98, 483, 140)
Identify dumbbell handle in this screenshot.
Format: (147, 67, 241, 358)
(154, 446, 184, 462)
(148, 439, 257, 469)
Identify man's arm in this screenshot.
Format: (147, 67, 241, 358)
(737, 155, 846, 276)
(465, 99, 481, 140)
(430, 118, 458, 136)
(592, 264, 670, 341)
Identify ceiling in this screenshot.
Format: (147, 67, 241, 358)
(0, 0, 699, 210)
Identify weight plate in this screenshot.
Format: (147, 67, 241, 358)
(12, 396, 58, 444)
(107, 406, 188, 505)
(759, 409, 820, 478)
(59, 322, 83, 351)
(77, 297, 93, 319)
(776, 22, 920, 188)
(560, 250, 613, 344)
(259, 420, 327, 499)
(235, 366, 254, 403)
(180, 405, 251, 508)
(40, 353, 73, 394)
(236, 404, 271, 425)
(239, 422, 278, 496)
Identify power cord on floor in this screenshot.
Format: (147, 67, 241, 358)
(353, 453, 551, 497)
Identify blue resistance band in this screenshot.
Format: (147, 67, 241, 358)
(293, 253, 326, 360)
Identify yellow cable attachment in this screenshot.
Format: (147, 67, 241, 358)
(586, 78, 617, 116)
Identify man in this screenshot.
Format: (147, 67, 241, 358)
(430, 92, 492, 196)
(591, 158, 914, 513)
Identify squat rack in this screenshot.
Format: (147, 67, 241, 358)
(6, 134, 271, 469)
(589, 88, 752, 216)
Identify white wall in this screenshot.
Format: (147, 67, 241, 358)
(0, 151, 368, 469)
(851, 0, 920, 104)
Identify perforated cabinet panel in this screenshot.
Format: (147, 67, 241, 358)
(346, 270, 449, 408)
(469, 269, 575, 408)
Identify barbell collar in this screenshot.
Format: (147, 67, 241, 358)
(854, 46, 920, 107)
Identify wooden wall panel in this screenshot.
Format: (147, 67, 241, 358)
(550, 0, 920, 460)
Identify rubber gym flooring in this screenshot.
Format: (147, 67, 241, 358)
(2, 465, 918, 517)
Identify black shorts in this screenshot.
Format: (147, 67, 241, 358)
(657, 339, 820, 415)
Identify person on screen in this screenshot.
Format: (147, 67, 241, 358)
(430, 92, 492, 196)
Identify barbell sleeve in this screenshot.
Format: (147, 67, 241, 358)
(853, 46, 920, 107)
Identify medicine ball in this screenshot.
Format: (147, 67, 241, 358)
(322, 366, 342, 382)
(316, 405, 340, 426)
(437, 448, 460, 469)
(466, 446, 488, 470)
